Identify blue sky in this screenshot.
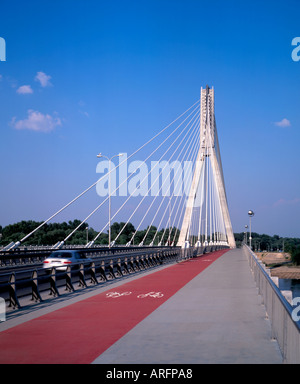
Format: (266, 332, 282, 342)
(0, 0, 300, 238)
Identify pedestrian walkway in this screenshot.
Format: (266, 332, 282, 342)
(93, 247, 282, 364)
(0, 248, 283, 364)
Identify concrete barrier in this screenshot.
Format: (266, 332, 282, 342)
(245, 245, 300, 364)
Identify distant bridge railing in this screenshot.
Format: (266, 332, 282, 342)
(0, 245, 181, 267)
(0, 245, 228, 312)
(0, 244, 224, 268)
(245, 245, 300, 364)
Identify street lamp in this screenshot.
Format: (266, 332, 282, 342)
(244, 225, 248, 245)
(97, 152, 123, 248)
(248, 210, 254, 249)
(85, 225, 89, 245)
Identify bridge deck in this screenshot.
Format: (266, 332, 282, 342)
(0, 248, 282, 364)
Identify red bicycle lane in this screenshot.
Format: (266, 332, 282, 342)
(0, 250, 228, 364)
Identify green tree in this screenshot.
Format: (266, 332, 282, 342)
(285, 244, 300, 266)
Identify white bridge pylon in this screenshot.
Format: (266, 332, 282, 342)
(177, 86, 236, 249)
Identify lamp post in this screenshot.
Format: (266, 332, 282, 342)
(85, 225, 89, 245)
(97, 153, 123, 248)
(244, 225, 248, 245)
(168, 196, 172, 246)
(248, 210, 254, 249)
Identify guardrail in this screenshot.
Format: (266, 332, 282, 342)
(0, 248, 180, 310)
(0, 245, 174, 267)
(0, 245, 227, 311)
(0, 246, 180, 267)
(0, 243, 224, 268)
(245, 245, 300, 364)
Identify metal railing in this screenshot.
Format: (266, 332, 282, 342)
(245, 245, 300, 364)
(0, 245, 174, 267)
(0, 248, 181, 310)
(0, 245, 227, 312)
(0, 243, 224, 268)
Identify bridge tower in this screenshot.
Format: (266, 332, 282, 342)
(178, 86, 236, 248)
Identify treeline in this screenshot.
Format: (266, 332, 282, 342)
(1, 221, 300, 258)
(0, 220, 179, 247)
(234, 232, 300, 253)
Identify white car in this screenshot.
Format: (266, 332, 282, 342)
(43, 250, 92, 272)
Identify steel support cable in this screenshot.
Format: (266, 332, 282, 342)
(190, 143, 208, 241)
(190, 208, 197, 245)
(208, 160, 211, 243)
(144, 126, 199, 245)
(194, 207, 200, 245)
(189, 150, 204, 244)
(212, 173, 217, 243)
(204, 156, 210, 243)
(214, 169, 226, 242)
(174, 123, 199, 246)
(213, 186, 218, 243)
(172, 128, 201, 245)
(111, 108, 200, 245)
(153, 121, 200, 246)
(17, 100, 200, 246)
(204, 107, 214, 245)
(209, 119, 227, 244)
(164, 126, 201, 246)
(150, 117, 200, 245)
(216, 186, 223, 242)
(196, 206, 201, 244)
(194, 160, 203, 245)
(204, 149, 209, 244)
(198, 149, 207, 243)
(130, 114, 200, 245)
(173, 189, 189, 245)
(209, 123, 221, 243)
(197, 154, 207, 244)
(197, 159, 205, 242)
(215, 192, 220, 243)
(63, 102, 200, 244)
(212, 161, 218, 243)
(192, 204, 200, 244)
(208, 130, 215, 243)
(188, 177, 203, 244)
(124, 112, 200, 245)
(215, 191, 223, 242)
(209, 160, 213, 243)
(138, 113, 200, 244)
(211, 137, 219, 243)
(89, 103, 200, 242)
(147, 118, 200, 246)
(196, 156, 203, 243)
(197, 126, 208, 245)
(214, 172, 222, 243)
(182, 141, 205, 244)
(201, 94, 213, 245)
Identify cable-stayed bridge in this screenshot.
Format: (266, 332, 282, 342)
(2, 85, 235, 252)
(1, 86, 300, 365)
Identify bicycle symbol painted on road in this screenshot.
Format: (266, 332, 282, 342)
(106, 291, 132, 298)
(106, 291, 164, 299)
(137, 292, 164, 299)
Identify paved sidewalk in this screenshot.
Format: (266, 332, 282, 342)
(93, 248, 283, 364)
